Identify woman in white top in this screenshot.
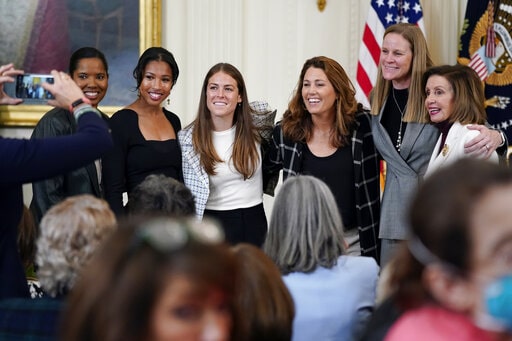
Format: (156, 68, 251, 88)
(423, 64, 498, 178)
(179, 63, 266, 246)
(264, 175, 379, 341)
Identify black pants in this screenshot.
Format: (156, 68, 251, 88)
(204, 203, 267, 247)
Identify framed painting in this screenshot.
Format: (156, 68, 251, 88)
(0, 0, 162, 126)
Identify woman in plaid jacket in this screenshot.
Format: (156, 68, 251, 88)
(263, 56, 380, 263)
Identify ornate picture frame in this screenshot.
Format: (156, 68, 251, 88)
(0, 0, 161, 127)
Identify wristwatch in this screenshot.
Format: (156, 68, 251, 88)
(69, 97, 92, 112)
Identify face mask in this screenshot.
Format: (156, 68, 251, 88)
(482, 274, 512, 331)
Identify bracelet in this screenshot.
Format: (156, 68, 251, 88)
(69, 97, 92, 113)
(73, 105, 101, 121)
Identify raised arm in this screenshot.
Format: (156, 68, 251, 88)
(0, 70, 113, 185)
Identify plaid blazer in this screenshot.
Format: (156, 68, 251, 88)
(263, 110, 381, 263)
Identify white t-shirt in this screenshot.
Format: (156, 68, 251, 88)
(206, 125, 263, 210)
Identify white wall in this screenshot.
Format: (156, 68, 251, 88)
(162, 0, 468, 125)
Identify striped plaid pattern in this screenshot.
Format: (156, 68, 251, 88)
(178, 126, 210, 220)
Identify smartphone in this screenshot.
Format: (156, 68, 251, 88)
(15, 74, 55, 100)
(3, 73, 55, 104)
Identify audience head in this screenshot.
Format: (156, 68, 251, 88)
(232, 243, 295, 341)
(128, 174, 195, 217)
(264, 175, 346, 275)
(36, 194, 116, 297)
(390, 159, 512, 332)
(422, 64, 486, 125)
(133, 47, 179, 90)
(371, 23, 433, 122)
(283, 56, 359, 146)
(61, 216, 237, 341)
(68, 47, 109, 108)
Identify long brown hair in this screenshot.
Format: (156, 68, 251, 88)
(370, 23, 433, 123)
(282, 56, 361, 147)
(190, 63, 260, 179)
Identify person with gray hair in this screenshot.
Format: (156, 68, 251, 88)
(127, 174, 195, 217)
(264, 175, 379, 341)
(36, 194, 117, 297)
(0, 194, 117, 339)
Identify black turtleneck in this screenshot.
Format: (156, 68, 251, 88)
(434, 120, 453, 155)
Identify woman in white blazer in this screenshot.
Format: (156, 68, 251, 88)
(423, 64, 498, 178)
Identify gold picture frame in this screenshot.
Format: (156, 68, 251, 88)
(0, 0, 161, 127)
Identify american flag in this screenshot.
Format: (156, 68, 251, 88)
(355, 0, 425, 108)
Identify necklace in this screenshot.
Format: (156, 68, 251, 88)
(392, 88, 407, 152)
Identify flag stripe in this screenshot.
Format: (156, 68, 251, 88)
(362, 24, 381, 65)
(357, 61, 373, 98)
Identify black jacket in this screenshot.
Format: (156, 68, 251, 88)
(29, 107, 109, 225)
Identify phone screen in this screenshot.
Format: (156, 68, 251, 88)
(16, 74, 55, 99)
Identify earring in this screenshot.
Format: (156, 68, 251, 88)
(167, 97, 170, 105)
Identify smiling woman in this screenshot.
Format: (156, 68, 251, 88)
(179, 62, 268, 247)
(101, 47, 183, 217)
(422, 64, 498, 178)
(29, 47, 110, 226)
(263, 56, 381, 262)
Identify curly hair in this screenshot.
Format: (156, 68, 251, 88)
(36, 194, 116, 297)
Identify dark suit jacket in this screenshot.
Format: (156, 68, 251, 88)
(29, 107, 108, 224)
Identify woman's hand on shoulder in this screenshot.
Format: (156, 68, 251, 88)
(464, 124, 502, 159)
